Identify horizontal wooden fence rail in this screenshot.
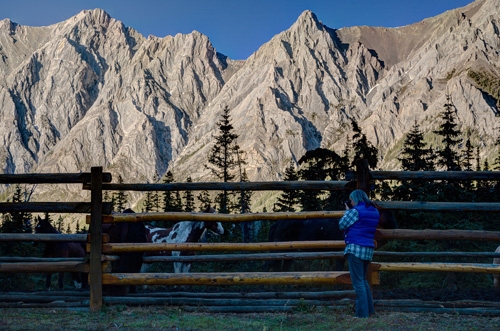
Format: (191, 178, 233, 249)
(373, 262, 500, 274)
(83, 180, 352, 192)
(93, 210, 346, 224)
(102, 271, 365, 286)
(376, 201, 500, 212)
(94, 202, 500, 225)
(0, 202, 112, 214)
(141, 251, 346, 263)
(0, 233, 87, 242)
(376, 229, 500, 242)
(374, 251, 500, 259)
(0, 261, 89, 274)
(370, 170, 500, 181)
(139, 251, 500, 264)
(0, 257, 86, 262)
(101, 241, 347, 254)
(0, 172, 112, 184)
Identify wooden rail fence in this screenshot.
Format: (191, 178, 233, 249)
(1, 160, 500, 312)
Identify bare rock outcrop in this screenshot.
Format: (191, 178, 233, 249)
(0, 0, 499, 209)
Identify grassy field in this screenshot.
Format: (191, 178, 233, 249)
(1, 305, 499, 331)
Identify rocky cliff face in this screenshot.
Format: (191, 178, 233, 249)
(0, 0, 499, 204)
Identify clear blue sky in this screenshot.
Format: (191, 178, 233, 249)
(3, 0, 474, 60)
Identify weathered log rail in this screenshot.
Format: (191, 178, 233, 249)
(3, 290, 500, 315)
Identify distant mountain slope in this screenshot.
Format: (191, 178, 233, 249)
(0, 0, 498, 206)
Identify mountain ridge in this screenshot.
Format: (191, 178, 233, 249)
(0, 0, 499, 210)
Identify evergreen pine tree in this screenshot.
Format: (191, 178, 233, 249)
(2, 185, 33, 234)
(274, 161, 301, 212)
(391, 121, 436, 201)
(340, 135, 353, 177)
(494, 132, 500, 170)
(143, 184, 154, 212)
(103, 190, 110, 203)
(297, 148, 343, 211)
(463, 138, 474, 171)
(173, 191, 183, 211)
(162, 171, 177, 212)
(183, 177, 195, 212)
(399, 121, 434, 171)
(206, 106, 244, 214)
(0, 185, 33, 260)
(484, 159, 490, 171)
(475, 146, 482, 171)
(350, 118, 379, 169)
(433, 94, 462, 171)
(237, 170, 252, 214)
(113, 175, 128, 212)
(152, 171, 160, 212)
(234, 147, 252, 214)
(56, 216, 64, 233)
(238, 169, 254, 242)
(197, 190, 213, 211)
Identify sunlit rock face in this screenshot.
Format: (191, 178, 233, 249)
(0, 1, 499, 205)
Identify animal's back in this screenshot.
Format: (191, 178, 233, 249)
(268, 219, 304, 242)
(145, 225, 173, 244)
(297, 218, 342, 241)
(145, 222, 200, 245)
(143, 221, 214, 274)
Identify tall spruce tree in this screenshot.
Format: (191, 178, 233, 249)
(197, 190, 213, 211)
(433, 94, 462, 171)
(206, 106, 244, 214)
(494, 132, 500, 170)
(173, 191, 183, 211)
(238, 169, 254, 242)
(389, 121, 436, 201)
(297, 148, 342, 211)
(162, 171, 178, 212)
(113, 175, 128, 212)
(1, 184, 33, 234)
(274, 161, 301, 212)
(151, 171, 160, 212)
(350, 118, 379, 169)
(340, 135, 353, 176)
(143, 183, 154, 212)
(463, 138, 474, 171)
(399, 121, 434, 171)
(183, 177, 195, 212)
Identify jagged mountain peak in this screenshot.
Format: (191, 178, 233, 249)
(0, 18, 16, 32)
(72, 8, 113, 25)
(1, 2, 499, 213)
(292, 10, 323, 30)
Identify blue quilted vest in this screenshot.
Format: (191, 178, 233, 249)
(344, 202, 379, 247)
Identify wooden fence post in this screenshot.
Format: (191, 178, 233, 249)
(89, 167, 103, 311)
(356, 159, 371, 194)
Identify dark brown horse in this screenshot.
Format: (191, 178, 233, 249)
(264, 209, 398, 272)
(35, 217, 88, 290)
(102, 208, 146, 296)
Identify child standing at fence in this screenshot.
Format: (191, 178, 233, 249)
(339, 189, 379, 318)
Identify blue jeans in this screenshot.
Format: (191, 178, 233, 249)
(347, 253, 374, 317)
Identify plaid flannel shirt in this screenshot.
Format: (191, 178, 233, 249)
(338, 208, 374, 261)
